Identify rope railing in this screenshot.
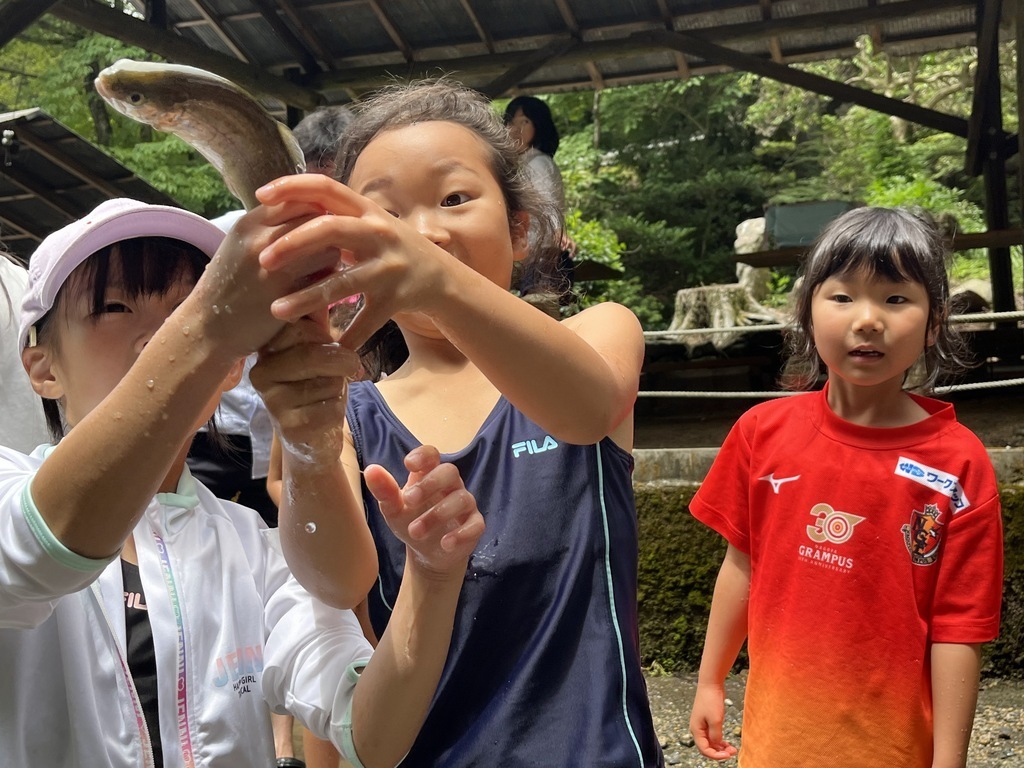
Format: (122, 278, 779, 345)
(637, 377, 1024, 398)
(641, 309, 1024, 339)
(639, 309, 1024, 398)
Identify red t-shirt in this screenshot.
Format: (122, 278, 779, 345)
(690, 387, 1003, 767)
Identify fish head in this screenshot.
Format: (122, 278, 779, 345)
(94, 59, 232, 130)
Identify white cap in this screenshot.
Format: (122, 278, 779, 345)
(19, 198, 224, 349)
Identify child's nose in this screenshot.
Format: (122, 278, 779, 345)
(412, 209, 449, 246)
(852, 303, 883, 333)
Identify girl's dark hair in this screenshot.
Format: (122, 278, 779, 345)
(33, 237, 208, 440)
(292, 105, 356, 170)
(503, 95, 560, 157)
(335, 79, 559, 380)
(782, 206, 971, 393)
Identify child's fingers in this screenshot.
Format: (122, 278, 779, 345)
(256, 173, 366, 216)
(439, 510, 485, 553)
(690, 715, 736, 760)
(402, 461, 461, 512)
(258, 343, 361, 385)
(271, 266, 366, 323)
(401, 445, 442, 491)
(406, 487, 475, 540)
(364, 464, 402, 516)
(335, 298, 398, 354)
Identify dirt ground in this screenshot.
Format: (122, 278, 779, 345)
(635, 387, 1024, 449)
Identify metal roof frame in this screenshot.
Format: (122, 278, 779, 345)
(0, 108, 180, 260)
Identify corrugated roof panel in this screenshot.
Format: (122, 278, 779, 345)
(769, 0, 865, 19)
(383, 0, 496, 49)
(881, 8, 975, 38)
(465, 0, 570, 39)
(0, 109, 180, 259)
(570, 0, 662, 29)
(676, 3, 762, 30)
(304, 3, 405, 60)
(225, 16, 297, 69)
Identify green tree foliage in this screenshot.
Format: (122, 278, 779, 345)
(4, 20, 1017, 326)
(551, 77, 771, 326)
(744, 37, 1011, 221)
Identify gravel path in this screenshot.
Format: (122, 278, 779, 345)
(646, 672, 1024, 766)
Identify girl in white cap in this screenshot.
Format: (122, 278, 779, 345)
(0, 197, 484, 768)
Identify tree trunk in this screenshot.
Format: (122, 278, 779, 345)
(86, 61, 112, 146)
(667, 282, 781, 349)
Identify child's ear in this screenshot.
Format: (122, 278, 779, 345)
(221, 357, 245, 393)
(21, 345, 64, 400)
(510, 212, 530, 262)
(925, 312, 944, 348)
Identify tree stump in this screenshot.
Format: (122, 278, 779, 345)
(667, 283, 782, 349)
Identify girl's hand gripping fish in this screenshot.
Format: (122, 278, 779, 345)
(94, 59, 306, 210)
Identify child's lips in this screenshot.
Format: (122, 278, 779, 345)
(849, 347, 883, 357)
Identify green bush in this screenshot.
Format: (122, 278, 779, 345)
(636, 484, 741, 673)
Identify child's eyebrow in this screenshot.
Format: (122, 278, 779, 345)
(361, 159, 482, 197)
(359, 177, 395, 196)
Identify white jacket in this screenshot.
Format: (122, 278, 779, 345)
(0, 445, 373, 768)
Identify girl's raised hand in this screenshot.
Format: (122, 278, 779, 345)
(254, 175, 458, 350)
(364, 446, 484, 579)
(250, 316, 362, 466)
(187, 196, 346, 358)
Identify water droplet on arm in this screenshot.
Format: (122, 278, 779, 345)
(304, 522, 317, 534)
(146, 379, 155, 390)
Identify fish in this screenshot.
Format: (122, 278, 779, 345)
(94, 59, 306, 210)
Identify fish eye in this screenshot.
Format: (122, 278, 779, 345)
(129, 92, 143, 104)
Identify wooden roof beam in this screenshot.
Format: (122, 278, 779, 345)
(49, 0, 324, 111)
(0, 210, 39, 249)
(656, 0, 690, 79)
(183, 0, 251, 62)
(759, 0, 784, 63)
(249, 0, 323, 74)
(701, 0, 973, 45)
(367, 0, 414, 62)
(633, 28, 972, 137)
(0, 0, 62, 49)
(866, 0, 885, 50)
(479, 36, 579, 99)
(0, 163, 83, 219)
(552, 0, 602, 90)
(307, 0, 974, 91)
(965, 0, 1004, 176)
(13, 129, 125, 199)
(457, 0, 495, 53)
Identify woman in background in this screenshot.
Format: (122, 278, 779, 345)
(504, 95, 575, 301)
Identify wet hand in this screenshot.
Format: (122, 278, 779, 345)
(188, 197, 344, 357)
(364, 446, 484, 579)
(255, 175, 458, 349)
(251, 316, 362, 465)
